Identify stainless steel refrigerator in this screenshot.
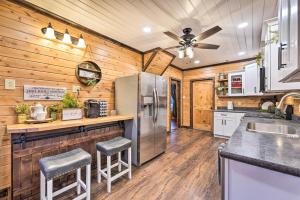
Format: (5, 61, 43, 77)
(115, 72, 167, 166)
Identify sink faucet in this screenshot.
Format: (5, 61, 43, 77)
(275, 92, 300, 117)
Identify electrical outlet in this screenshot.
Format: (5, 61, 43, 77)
(72, 85, 80, 93)
(5, 79, 15, 90)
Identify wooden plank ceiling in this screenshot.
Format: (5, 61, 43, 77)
(25, 0, 278, 69)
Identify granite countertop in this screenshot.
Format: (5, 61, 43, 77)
(220, 116, 300, 177)
(214, 108, 279, 118)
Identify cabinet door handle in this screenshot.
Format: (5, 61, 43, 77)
(278, 43, 287, 70)
(224, 120, 226, 126)
(221, 120, 223, 125)
(254, 86, 256, 93)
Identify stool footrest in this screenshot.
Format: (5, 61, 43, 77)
(111, 169, 129, 182)
(73, 193, 87, 200)
(101, 162, 120, 172)
(52, 182, 78, 197)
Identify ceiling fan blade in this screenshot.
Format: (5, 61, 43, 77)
(194, 43, 220, 49)
(163, 31, 184, 42)
(193, 26, 222, 41)
(164, 45, 182, 50)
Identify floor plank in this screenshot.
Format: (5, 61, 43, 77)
(91, 128, 225, 200)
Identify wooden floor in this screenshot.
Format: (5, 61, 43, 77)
(91, 128, 225, 200)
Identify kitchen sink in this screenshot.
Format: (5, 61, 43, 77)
(246, 122, 299, 138)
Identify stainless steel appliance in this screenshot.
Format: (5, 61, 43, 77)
(115, 72, 167, 166)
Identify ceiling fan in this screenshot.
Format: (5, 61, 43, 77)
(163, 26, 222, 59)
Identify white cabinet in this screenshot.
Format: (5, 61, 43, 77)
(244, 63, 261, 95)
(278, 0, 300, 82)
(223, 159, 300, 200)
(214, 112, 245, 138)
(228, 72, 245, 96)
(264, 20, 300, 90)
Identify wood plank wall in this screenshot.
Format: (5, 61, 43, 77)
(0, 0, 143, 191)
(144, 50, 174, 75)
(0, 0, 183, 191)
(182, 61, 264, 127)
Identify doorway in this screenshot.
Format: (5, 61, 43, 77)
(190, 78, 215, 131)
(170, 78, 181, 130)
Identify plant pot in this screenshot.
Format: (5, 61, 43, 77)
(50, 112, 57, 120)
(62, 108, 82, 121)
(17, 114, 27, 124)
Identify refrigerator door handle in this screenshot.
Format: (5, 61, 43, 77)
(153, 88, 157, 123)
(155, 88, 159, 122)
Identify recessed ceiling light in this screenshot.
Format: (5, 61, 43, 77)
(194, 60, 200, 64)
(238, 22, 248, 29)
(143, 26, 151, 33)
(238, 51, 246, 56)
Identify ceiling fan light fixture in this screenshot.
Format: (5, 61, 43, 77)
(186, 46, 194, 59)
(178, 49, 184, 59)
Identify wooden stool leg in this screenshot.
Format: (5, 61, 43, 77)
(46, 179, 53, 200)
(128, 147, 132, 179)
(86, 164, 91, 200)
(107, 155, 111, 193)
(118, 151, 122, 172)
(76, 168, 81, 195)
(40, 171, 45, 200)
(97, 151, 101, 183)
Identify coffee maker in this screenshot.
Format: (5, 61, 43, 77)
(84, 99, 100, 118)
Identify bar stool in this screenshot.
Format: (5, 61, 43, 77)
(39, 148, 91, 200)
(96, 137, 132, 193)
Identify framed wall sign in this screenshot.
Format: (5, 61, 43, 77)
(75, 61, 102, 86)
(24, 85, 66, 100)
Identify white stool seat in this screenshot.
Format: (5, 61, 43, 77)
(39, 148, 91, 200)
(96, 137, 132, 193)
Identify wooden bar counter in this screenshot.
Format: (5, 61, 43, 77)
(7, 115, 133, 200)
(7, 115, 133, 134)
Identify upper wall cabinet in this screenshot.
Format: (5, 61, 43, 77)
(278, 0, 300, 82)
(228, 71, 245, 96)
(264, 20, 300, 90)
(228, 63, 261, 96)
(244, 63, 261, 95)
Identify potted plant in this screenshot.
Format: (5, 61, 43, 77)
(61, 93, 83, 120)
(15, 103, 30, 124)
(216, 86, 225, 96)
(48, 104, 61, 120)
(86, 78, 98, 87)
